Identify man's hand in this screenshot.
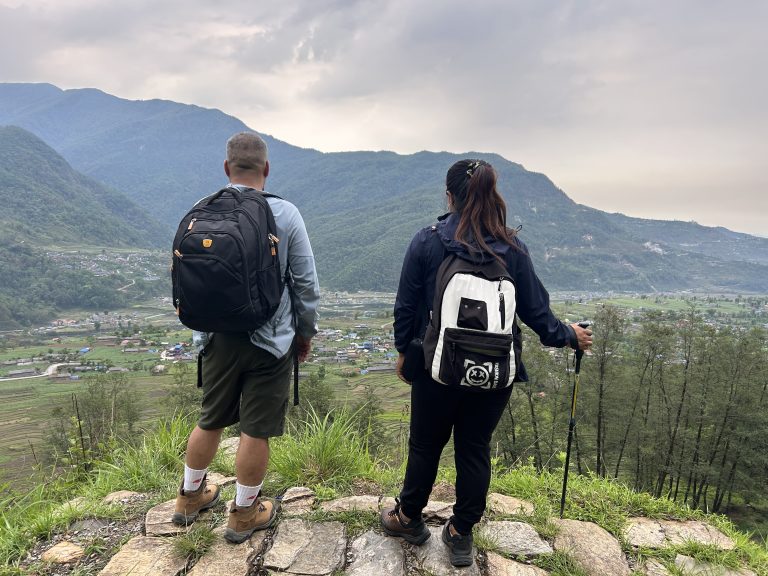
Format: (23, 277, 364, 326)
(296, 335, 312, 362)
(570, 323, 593, 351)
(396, 352, 410, 383)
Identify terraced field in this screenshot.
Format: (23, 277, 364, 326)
(0, 373, 172, 484)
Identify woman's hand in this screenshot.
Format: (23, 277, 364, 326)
(570, 323, 593, 351)
(396, 352, 410, 383)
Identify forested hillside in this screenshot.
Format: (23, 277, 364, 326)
(0, 126, 167, 327)
(0, 126, 166, 247)
(501, 305, 768, 518)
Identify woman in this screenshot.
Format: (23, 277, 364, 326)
(380, 159, 592, 567)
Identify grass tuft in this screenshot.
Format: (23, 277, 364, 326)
(173, 524, 216, 561)
(268, 408, 376, 493)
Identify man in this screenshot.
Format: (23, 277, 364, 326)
(173, 132, 320, 544)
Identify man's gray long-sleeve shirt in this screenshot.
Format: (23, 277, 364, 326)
(193, 188, 320, 358)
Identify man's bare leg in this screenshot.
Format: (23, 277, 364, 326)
(236, 433, 269, 486)
(185, 425, 224, 469)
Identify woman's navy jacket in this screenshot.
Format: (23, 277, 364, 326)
(393, 212, 576, 382)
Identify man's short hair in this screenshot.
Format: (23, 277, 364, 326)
(226, 132, 268, 173)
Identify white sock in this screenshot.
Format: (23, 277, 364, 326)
(183, 465, 207, 492)
(235, 481, 263, 507)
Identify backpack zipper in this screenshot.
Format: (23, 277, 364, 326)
(498, 281, 505, 330)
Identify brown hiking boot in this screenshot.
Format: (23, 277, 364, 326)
(380, 498, 431, 545)
(172, 475, 221, 526)
(224, 496, 279, 543)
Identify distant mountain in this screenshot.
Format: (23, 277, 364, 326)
(1, 82, 766, 293)
(0, 125, 166, 247)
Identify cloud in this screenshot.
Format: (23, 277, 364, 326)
(0, 0, 766, 234)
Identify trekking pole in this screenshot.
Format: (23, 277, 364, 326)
(559, 321, 591, 518)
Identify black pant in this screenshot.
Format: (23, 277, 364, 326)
(398, 375, 513, 534)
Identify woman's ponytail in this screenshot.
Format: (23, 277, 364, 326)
(447, 159, 516, 262)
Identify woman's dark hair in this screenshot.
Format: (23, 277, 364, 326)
(446, 159, 517, 263)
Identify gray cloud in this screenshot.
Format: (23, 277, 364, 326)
(0, 0, 765, 235)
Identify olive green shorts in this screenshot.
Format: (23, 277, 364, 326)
(198, 332, 292, 438)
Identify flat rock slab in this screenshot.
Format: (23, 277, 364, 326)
(145, 499, 215, 536)
(413, 525, 481, 576)
(42, 541, 85, 564)
(102, 490, 143, 505)
(625, 518, 735, 550)
(486, 552, 548, 576)
(281, 486, 317, 515)
(220, 436, 240, 457)
(675, 554, 756, 576)
(207, 471, 237, 488)
(423, 500, 454, 523)
(321, 495, 380, 513)
(554, 519, 631, 576)
(187, 526, 264, 576)
(345, 530, 406, 576)
(487, 493, 535, 516)
(479, 521, 552, 557)
(263, 518, 346, 575)
(662, 520, 735, 550)
(98, 536, 187, 576)
(625, 517, 666, 548)
(643, 559, 672, 575)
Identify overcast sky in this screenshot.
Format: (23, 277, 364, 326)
(1, 0, 766, 235)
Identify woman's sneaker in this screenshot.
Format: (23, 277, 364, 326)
(380, 499, 431, 545)
(441, 520, 474, 567)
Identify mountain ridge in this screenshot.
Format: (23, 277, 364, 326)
(1, 82, 766, 293)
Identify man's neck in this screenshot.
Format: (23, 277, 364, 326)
(229, 178, 265, 191)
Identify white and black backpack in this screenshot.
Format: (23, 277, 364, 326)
(423, 253, 522, 390)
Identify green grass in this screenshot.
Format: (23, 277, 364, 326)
(0, 413, 767, 575)
(268, 409, 378, 493)
(173, 524, 216, 562)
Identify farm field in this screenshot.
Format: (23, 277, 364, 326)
(0, 373, 172, 482)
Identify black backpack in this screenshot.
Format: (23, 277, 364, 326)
(422, 253, 522, 390)
(171, 186, 284, 332)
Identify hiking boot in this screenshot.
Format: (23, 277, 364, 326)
(380, 499, 431, 545)
(172, 475, 221, 525)
(224, 497, 279, 543)
(441, 519, 474, 567)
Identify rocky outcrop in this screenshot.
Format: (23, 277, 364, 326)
(82, 487, 757, 576)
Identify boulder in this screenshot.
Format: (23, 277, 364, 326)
(479, 521, 552, 557)
(553, 518, 631, 576)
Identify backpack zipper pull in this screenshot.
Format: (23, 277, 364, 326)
(268, 233, 279, 256)
(174, 249, 183, 259)
(187, 218, 197, 231)
(498, 282, 505, 330)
